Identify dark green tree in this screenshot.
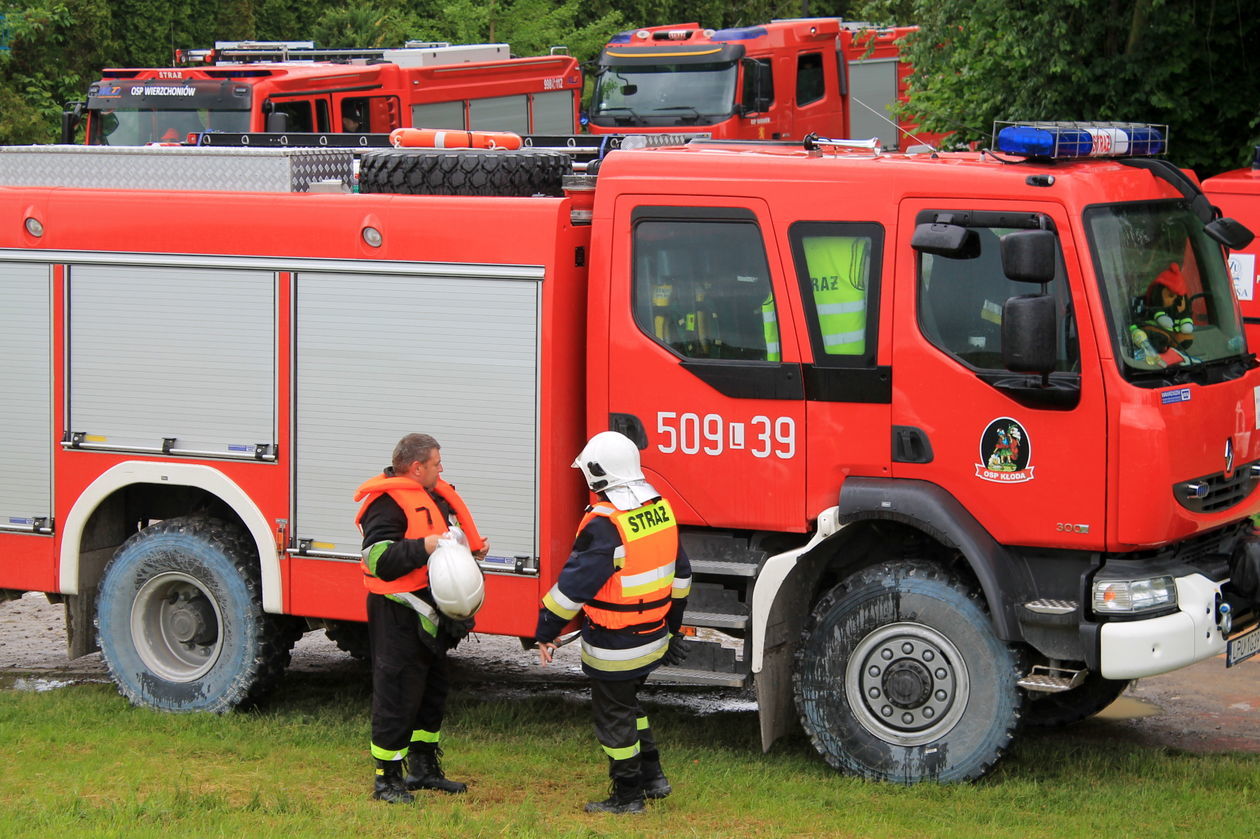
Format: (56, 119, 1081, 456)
(855, 0, 1260, 175)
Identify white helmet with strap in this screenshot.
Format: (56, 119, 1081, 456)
(572, 431, 660, 511)
(427, 530, 485, 619)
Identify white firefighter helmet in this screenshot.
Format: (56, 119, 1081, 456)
(427, 535, 485, 620)
(572, 431, 660, 511)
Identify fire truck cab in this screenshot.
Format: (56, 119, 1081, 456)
(1, 122, 1258, 784)
(586, 19, 927, 148)
(1202, 146, 1260, 348)
(65, 40, 582, 145)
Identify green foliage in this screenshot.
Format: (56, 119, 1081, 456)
(853, 0, 1260, 175)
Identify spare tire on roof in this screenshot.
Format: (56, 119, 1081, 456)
(358, 148, 571, 197)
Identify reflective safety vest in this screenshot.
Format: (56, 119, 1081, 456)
(804, 236, 869, 355)
(761, 295, 781, 362)
(583, 499, 679, 630)
(353, 475, 485, 595)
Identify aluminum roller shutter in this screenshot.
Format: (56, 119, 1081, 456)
(0, 263, 52, 530)
(67, 265, 276, 456)
(295, 270, 540, 563)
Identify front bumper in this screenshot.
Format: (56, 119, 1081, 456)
(1098, 573, 1229, 679)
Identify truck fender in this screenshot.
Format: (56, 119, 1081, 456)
(834, 477, 1031, 641)
(58, 462, 281, 613)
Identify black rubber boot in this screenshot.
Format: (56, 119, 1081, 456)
(585, 758, 645, 814)
(405, 745, 468, 794)
(639, 756, 672, 800)
(372, 758, 414, 804)
(584, 776, 646, 814)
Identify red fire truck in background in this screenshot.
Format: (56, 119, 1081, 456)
(1202, 146, 1260, 348)
(62, 40, 582, 145)
(586, 19, 934, 149)
(1, 122, 1258, 783)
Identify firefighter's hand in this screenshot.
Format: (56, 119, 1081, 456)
(661, 633, 689, 667)
(473, 540, 490, 562)
(422, 533, 445, 554)
(537, 641, 556, 665)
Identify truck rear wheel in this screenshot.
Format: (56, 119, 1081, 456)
(793, 561, 1022, 782)
(358, 149, 571, 197)
(1023, 673, 1130, 727)
(96, 515, 297, 712)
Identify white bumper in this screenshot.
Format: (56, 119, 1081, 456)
(1098, 573, 1228, 679)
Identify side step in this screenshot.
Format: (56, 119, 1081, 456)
(1018, 664, 1087, 693)
(649, 636, 747, 687)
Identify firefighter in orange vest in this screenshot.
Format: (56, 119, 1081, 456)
(354, 433, 489, 804)
(535, 431, 692, 814)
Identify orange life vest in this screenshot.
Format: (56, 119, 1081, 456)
(354, 475, 485, 595)
(583, 499, 679, 630)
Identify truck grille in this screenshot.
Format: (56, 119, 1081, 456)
(1173, 460, 1260, 513)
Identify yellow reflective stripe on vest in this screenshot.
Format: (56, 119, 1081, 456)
(580, 634, 670, 673)
(614, 500, 675, 542)
(620, 560, 676, 598)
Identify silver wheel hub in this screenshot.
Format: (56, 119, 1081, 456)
(846, 622, 969, 746)
(130, 571, 223, 682)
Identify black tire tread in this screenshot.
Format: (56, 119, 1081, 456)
(97, 515, 298, 712)
(793, 560, 1022, 783)
(359, 148, 571, 197)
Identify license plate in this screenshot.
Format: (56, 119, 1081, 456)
(1227, 625, 1260, 667)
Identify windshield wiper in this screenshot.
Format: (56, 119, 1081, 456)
(652, 105, 704, 123)
(596, 106, 645, 125)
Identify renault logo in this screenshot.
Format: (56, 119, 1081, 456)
(1224, 438, 1235, 479)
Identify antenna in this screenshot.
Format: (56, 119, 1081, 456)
(847, 94, 939, 153)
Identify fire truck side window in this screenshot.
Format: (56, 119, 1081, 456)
(632, 218, 777, 361)
(789, 222, 883, 363)
(271, 101, 313, 132)
(917, 224, 1078, 372)
(796, 53, 826, 106)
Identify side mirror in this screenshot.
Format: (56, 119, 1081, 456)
(911, 222, 980, 258)
(1205, 217, 1255, 251)
(1000, 229, 1057, 284)
(741, 58, 772, 115)
(1002, 294, 1058, 373)
(61, 101, 86, 144)
(265, 111, 290, 133)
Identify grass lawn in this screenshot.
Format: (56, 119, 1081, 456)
(0, 667, 1255, 839)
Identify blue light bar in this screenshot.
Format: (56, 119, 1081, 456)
(710, 26, 768, 41)
(994, 121, 1166, 159)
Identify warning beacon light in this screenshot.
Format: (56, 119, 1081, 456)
(994, 121, 1166, 159)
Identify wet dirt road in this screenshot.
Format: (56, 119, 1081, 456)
(3, 591, 1258, 753)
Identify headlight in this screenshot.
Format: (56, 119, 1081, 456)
(1092, 576, 1177, 614)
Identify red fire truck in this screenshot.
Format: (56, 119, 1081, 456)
(586, 19, 933, 150)
(62, 41, 582, 145)
(1, 122, 1258, 783)
(1202, 147, 1260, 348)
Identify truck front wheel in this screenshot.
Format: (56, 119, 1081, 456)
(793, 561, 1023, 782)
(96, 515, 297, 712)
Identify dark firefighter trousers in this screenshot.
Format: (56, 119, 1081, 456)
(592, 675, 660, 781)
(367, 593, 451, 756)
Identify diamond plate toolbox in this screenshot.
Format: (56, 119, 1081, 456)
(0, 144, 354, 192)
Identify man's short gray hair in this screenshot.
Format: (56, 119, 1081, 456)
(392, 433, 440, 473)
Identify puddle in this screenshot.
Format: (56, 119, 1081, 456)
(1094, 696, 1161, 720)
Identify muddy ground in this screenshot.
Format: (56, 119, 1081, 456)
(2, 591, 1258, 754)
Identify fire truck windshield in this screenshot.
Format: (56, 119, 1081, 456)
(86, 79, 253, 145)
(1087, 201, 1247, 379)
(90, 107, 251, 145)
(590, 62, 737, 126)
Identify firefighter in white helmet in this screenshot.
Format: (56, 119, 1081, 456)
(354, 433, 490, 804)
(536, 431, 692, 814)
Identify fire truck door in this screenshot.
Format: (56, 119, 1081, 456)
(604, 201, 807, 532)
(891, 201, 1107, 549)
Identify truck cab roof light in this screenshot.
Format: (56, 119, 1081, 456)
(994, 121, 1166, 160)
